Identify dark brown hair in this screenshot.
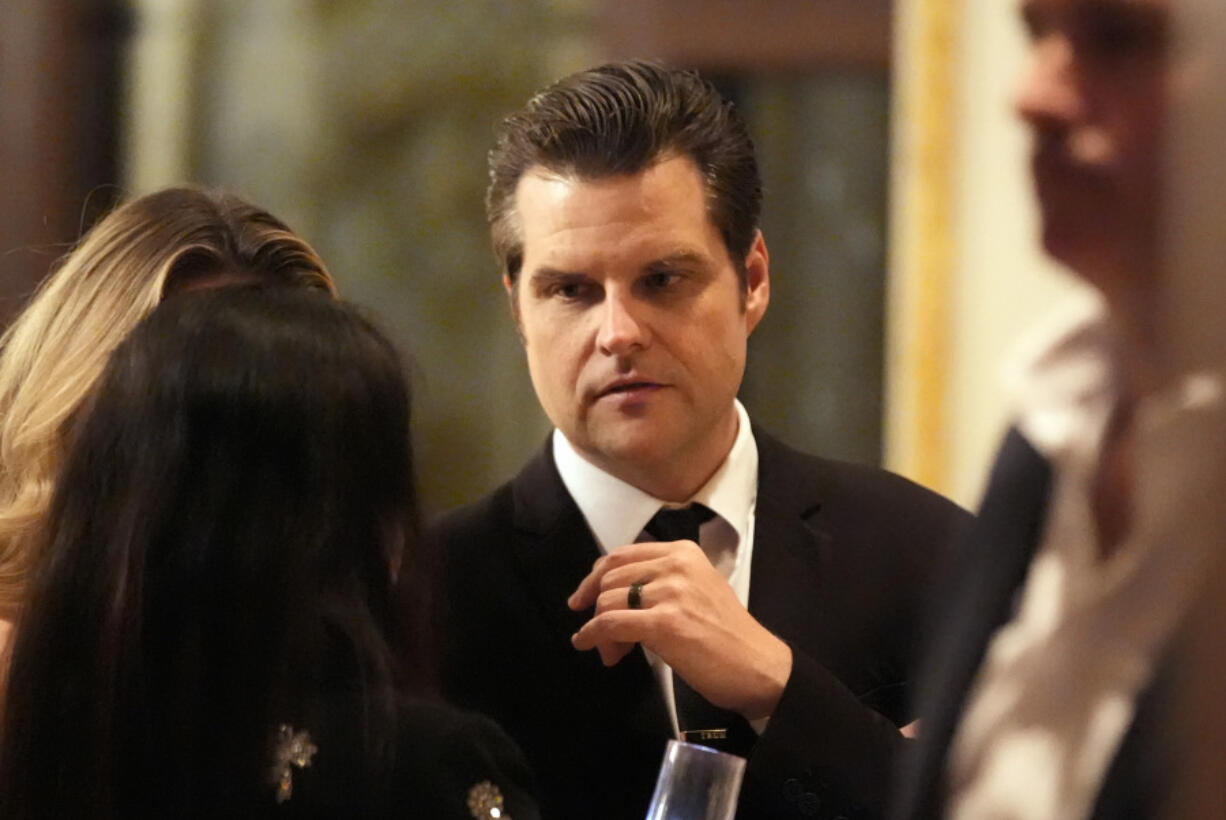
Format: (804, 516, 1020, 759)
(487, 60, 762, 287)
(0, 288, 422, 818)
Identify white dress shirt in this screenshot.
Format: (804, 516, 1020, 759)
(948, 291, 1226, 819)
(552, 399, 759, 737)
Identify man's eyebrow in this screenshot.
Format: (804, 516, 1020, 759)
(528, 266, 586, 281)
(644, 251, 710, 271)
(525, 267, 592, 292)
(1019, 1, 1041, 34)
(1080, 0, 1169, 27)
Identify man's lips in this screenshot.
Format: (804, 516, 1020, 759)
(1031, 137, 1116, 193)
(594, 379, 665, 400)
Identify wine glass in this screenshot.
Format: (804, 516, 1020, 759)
(644, 740, 746, 820)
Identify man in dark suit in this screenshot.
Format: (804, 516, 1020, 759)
(433, 60, 968, 820)
(890, 1, 1224, 817)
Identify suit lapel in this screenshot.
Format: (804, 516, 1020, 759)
(508, 441, 599, 640)
(896, 427, 1053, 818)
(927, 428, 1053, 711)
(746, 431, 830, 647)
(748, 492, 828, 641)
(507, 438, 670, 737)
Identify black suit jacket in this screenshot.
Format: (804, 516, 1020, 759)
(432, 429, 969, 820)
(891, 428, 1178, 820)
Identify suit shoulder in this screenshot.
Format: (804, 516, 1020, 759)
(757, 431, 971, 533)
(431, 481, 516, 548)
(824, 456, 965, 517)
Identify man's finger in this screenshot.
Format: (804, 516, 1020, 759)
(572, 622, 638, 666)
(567, 554, 612, 610)
(596, 556, 679, 595)
(567, 542, 676, 610)
(595, 640, 635, 667)
(572, 609, 655, 651)
(593, 582, 651, 615)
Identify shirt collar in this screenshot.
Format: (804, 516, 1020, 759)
(552, 400, 758, 554)
(1007, 289, 1120, 461)
(1009, 288, 1226, 465)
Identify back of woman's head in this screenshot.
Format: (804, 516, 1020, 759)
(0, 187, 337, 618)
(0, 287, 414, 818)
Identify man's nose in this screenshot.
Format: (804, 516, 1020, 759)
(596, 290, 649, 355)
(1014, 35, 1083, 130)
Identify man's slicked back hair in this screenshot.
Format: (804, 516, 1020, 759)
(486, 60, 762, 287)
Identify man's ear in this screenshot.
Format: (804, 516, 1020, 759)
(503, 273, 525, 343)
(743, 231, 770, 335)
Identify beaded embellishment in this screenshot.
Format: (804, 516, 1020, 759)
(466, 780, 511, 819)
(271, 724, 318, 804)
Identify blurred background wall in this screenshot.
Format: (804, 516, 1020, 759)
(888, 0, 1084, 507)
(3, 0, 1110, 513)
(0, 0, 126, 326)
(4, 0, 908, 515)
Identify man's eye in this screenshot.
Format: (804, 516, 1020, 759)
(545, 281, 592, 300)
(1020, 5, 1046, 42)
(1074, 10, 1167, 61)
(643, 271, 680, 291)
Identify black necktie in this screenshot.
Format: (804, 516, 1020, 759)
(644, 505, 756, 757)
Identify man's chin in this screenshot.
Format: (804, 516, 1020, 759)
(1039, 225, 1082, 272)
(1040, 222, 1146, 290)
(1040, 215, 1111, 269)
(592, 433, 670, 465)
(576, 426, 676, 474)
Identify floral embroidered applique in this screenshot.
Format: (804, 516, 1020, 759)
(270, 724, 318, 804)
(466, 780, 511, 819)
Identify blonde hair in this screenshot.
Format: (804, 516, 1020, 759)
(0, 187, 337, 617)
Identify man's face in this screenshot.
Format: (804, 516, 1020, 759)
(508, 155, 769, 498)
(1015, 0, 1170, 289)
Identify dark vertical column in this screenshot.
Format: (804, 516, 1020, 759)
(0, 0, 127, 330)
